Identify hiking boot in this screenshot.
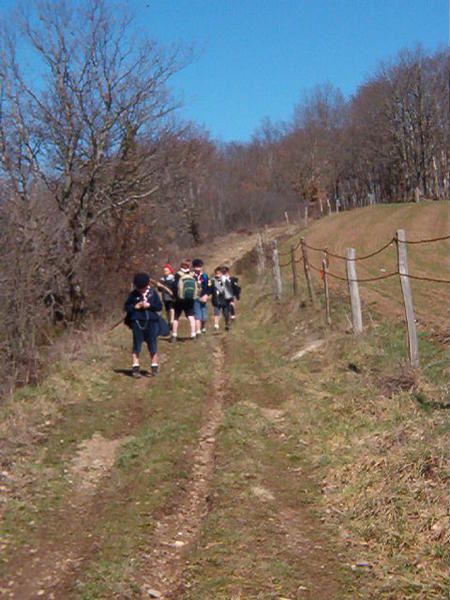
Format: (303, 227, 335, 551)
(132, 365, 141, 378)
(201, 328, 207, 334)
(170, 335, 177, 343)
(151, 365, 159, 377)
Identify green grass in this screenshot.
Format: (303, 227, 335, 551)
(235, 243, 449, 599)
(0, 325, 215, 598)
(1, 214, 448, 599)
(179, 235, 449, 598)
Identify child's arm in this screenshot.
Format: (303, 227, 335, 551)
(124, 292, 139, 314)
(199, 274, 209, 301)
(231, 277, 241, 300)
(148, 288, 163, 312)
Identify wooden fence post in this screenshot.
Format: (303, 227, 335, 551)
(284, 211, 290, 225)
(346, 248, 363, 334)
(304, 205, 309, 228)
(291, 245, 298, 296)
(272, 240, 282, 300)
(322, 256, 331, 325)
(300, 238, 317, 306)
(256, 233, 266, 278)
(396, 229, 419, 367)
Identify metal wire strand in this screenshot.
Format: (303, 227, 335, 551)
(309, 262, 450, 285)
(308, 262, 399, 282)
(303, 237, 395, 261)
(402, 234, 450, 245)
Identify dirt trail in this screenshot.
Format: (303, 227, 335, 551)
(2, 434, 129, 599)
(0, 377, 152, 600)
(2, 225, 350, 599)
(136, 342, 226, 599)
(0, 229, 273, 599)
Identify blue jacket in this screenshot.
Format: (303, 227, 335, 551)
(194, 272, 210, 297)
(124, 287, 162, 322)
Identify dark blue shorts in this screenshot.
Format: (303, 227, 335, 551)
(132, 320, 159, 355)
(213, 301, 231, 320)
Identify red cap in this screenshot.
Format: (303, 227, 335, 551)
(163, 263, 175, 274)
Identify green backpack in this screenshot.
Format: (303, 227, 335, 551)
(177, 272, 199, 301)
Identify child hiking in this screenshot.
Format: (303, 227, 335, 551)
(192, 258, 210, 336)
(159, 264, 176, 328)
(171, 259, 198, 342)
(124, 272, 163, 378)
(211, 266, 234, 332)
(222, 265, 241, 320)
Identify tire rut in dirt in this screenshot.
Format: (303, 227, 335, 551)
(138, 341, 226, 599)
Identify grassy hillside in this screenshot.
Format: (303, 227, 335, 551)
(0, 209, 448, 599)
(284, 201, 449, 331)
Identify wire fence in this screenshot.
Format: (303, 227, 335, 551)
(256, 229, 450, 368)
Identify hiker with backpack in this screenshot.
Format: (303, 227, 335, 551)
(222, 265, 241, 320)
(192, 258, 210, 336)
(171, 259, 198, 342)
(211, 265, 234, 332)
(124, 272, 163, 378)
(159, 264, 176, 328)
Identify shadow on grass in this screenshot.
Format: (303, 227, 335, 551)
(159, 336, 197, 344)
(113, 368, 151, 377)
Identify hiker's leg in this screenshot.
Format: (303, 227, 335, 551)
(147, 323, 159, 374)
(224, 302, 231, 329)
(132, 322, 144, 363)
(184, 301, 196, 337)
(132, 323, 144, 377)
(172, 303, 182, 338)
(188, 315, 196, 337)
(193, 300, 202, 334)
(213, 306, 220, 330)
(143, 324, 157, 375)
(201, 301, 208, 333)
(165, 301, 174, 327)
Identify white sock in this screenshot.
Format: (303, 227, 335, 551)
(132, 363, 139, 368)
(214, 323, 219, 330)
(151, 363, 158, 367)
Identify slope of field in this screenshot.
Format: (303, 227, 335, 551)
(0, 208, 448, 600)
(285, 201, 449, 332)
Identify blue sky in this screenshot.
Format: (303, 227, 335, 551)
(1, 0, 448, 142)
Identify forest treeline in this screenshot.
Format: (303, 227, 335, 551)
(0, 0, 448, 393)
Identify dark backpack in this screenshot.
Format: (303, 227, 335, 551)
(177, 272, 199, 301)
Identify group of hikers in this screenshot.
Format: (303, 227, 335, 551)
(124, 259, 241, 378)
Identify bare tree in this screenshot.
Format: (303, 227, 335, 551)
(0, 0, 189, 319)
